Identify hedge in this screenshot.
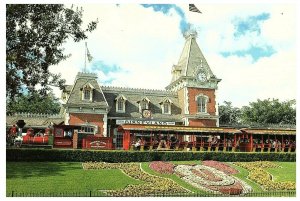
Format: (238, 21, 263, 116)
(6, 148, 296, 162)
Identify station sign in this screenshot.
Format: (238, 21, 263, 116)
(116, 119, 176, 126)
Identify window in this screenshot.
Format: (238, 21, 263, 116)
(138, 97, 150, 113)
(84, 89, 90, 100)
(197, 95, 208, 113)
(160, 98, 172, 114)
(141, 101, 148, 110)
(117, 99, 124, 111)
(81, 126, 96, 134)
(115, 95, 127, 113)
(82, 84, 93, 101)
(163, 103, 169, 114)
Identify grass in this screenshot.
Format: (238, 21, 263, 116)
(6, 161, 296, 197)
(266, 162, 296, 182)
(6, 162, 142, 196)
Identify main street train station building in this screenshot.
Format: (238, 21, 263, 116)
(7, 30, 296, 152)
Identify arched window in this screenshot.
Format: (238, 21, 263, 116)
(196, 95, 208, 113)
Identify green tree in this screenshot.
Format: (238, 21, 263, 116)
(218, 101, 241, 125)
(7, 92, 61, 114)
(241, 99, 296, 125)
(6, 4, 98, 101)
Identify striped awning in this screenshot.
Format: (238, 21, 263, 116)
(118, 124, 241, 134)
(241, 128, 296, 135)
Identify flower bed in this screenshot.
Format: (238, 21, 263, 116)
(83, 162, 188, 196)
(234, 161, 296, 191)
(149, 161, 174, 174)
(202, 160, 239, 175)
(174, 164, 252, 195)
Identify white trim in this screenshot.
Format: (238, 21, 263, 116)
(184, 87, 189, 114)
(215, 90, 219, 127)
(103, 114, 107, 137)
(65, 112, 70, 125)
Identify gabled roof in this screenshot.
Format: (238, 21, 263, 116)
(115, 94, 127, 101)
(137, 96, 150, 103)
(159, 97, 173, 104)
(65, 72, 108, 108)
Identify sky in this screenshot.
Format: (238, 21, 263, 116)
(47, 1, 298, 108)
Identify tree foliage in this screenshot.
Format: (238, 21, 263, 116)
(241, 99, 296, 125)
(7, 92, 61, 114)
(6, 4, 98, 101)
(218, 101, 241, 125)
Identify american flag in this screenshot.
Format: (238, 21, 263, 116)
(189, 4, 202, 13)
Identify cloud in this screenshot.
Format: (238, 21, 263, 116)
(233, 13, 270, 37)
(220, 45, 276, 62)
(141, 4, 189, 34)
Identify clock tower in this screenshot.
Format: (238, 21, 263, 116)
(166, 29, 221, 127)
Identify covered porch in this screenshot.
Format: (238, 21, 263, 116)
(117, 124, 242, 152)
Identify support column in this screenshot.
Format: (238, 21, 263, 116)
(123, 130, 130, 150)
(261, 135, 264, 152)
(250, 134, 253, 152)
(72, 130, 78, 149)
(232, 134, 236, 152)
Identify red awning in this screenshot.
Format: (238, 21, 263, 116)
(118, 124, 241, 134)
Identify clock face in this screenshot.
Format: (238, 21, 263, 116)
(142, 109, 151, 118)
(198, 72, 207, 82)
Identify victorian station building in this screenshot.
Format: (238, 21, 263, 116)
(7, 30, 296, 152)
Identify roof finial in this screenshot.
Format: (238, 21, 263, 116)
(184, 25, 198, 39)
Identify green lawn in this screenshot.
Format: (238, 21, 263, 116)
(6, 161, 296, 197)
(266, 162, 296, 182)
(6, 162, 142, 196)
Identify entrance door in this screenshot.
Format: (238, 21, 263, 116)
(115, 131, 123, 149)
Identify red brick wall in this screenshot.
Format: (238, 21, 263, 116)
(189, 119, 216, 127)
(187, 88, 216, 115)
(69, 113, 104, 136)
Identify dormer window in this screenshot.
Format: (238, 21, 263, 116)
(195, 94, 209, 113)
(82, 83, 94, 101)
(160, 98, 172, 114)
(84, 88, 91, 100)
(115, 94, 127, 113)
(137, 97, 150, 113)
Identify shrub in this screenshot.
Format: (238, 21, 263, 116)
(6, 148, 296, 162)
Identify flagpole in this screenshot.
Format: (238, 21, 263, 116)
(84, 42, 87, 72)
